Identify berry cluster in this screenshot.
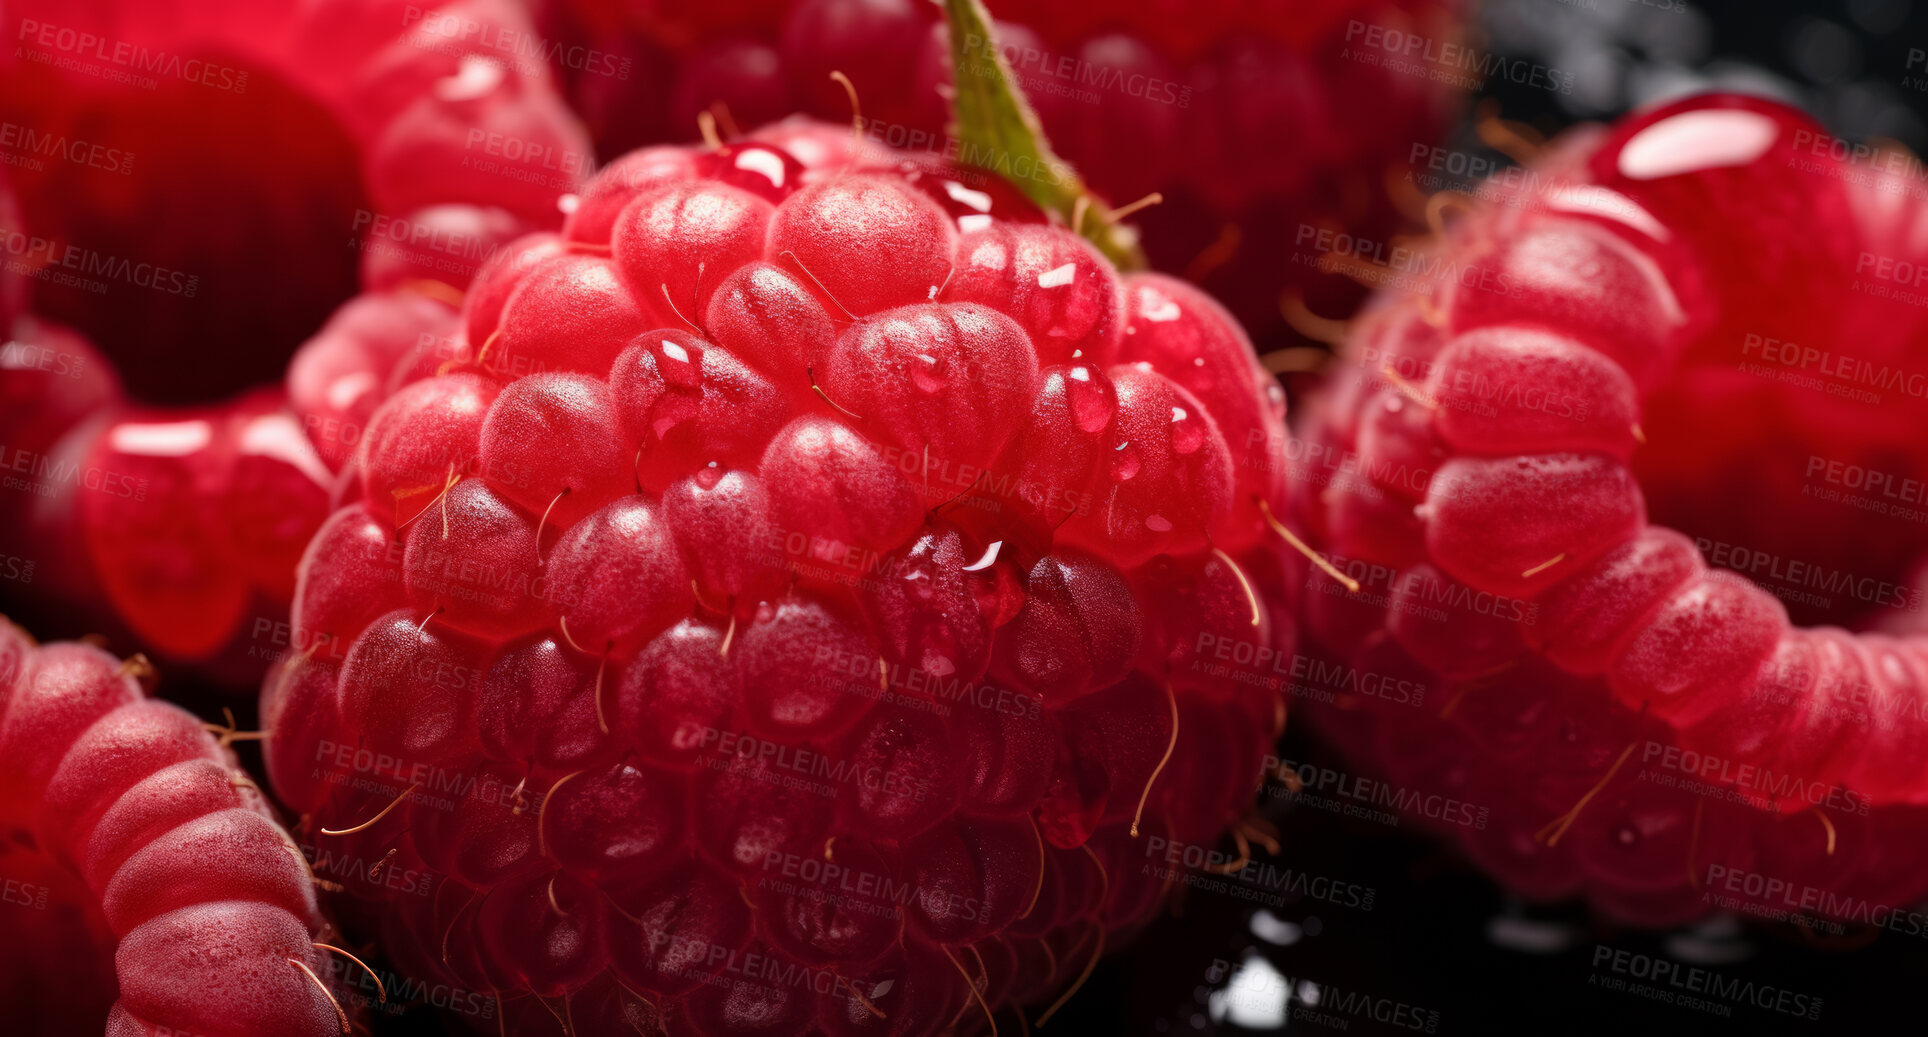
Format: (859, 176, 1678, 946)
(262, 125, 1301, 1033)
(1297, 94, 1928, 926)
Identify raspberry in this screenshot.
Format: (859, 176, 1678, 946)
(0, 615, 345, 1036)
(265, 125, 1299, 1032)
(0, 170, 23, 334)
(0, 0, 589, 678)
(532, 0, 1463, 348)
(1296, 93, 1928, 927)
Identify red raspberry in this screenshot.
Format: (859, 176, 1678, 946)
(0, 0, 588, 679)
(265, 127, 1298, 1033)
(1295, 94, 1928, 927)
(0, 170, 23, 334)
(532, 0, 1463, 348)
(0, 615, 345, 1036)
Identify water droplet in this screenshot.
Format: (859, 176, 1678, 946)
(1170, 406, 1205, 454)
(656, 338, 705, 391)
(910, 352, 948, 395)
(1113, 443, 1142, 481)
(733, 146, 789, 191)
(1066, 368, 1114, 433)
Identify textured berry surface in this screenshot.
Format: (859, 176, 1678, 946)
(265, 125, 1298, 1033)
(1295, 93, 1928, 927)
(532, 0, 1462, 350)
(0, 616, 341, 1036)
(0, 0, 590, 678)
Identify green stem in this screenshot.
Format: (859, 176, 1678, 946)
(942, 0, 1148, 270)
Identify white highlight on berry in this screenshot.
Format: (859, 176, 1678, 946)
(735, 147, 790, 189)
(1037, 262, 1077, 289)
(437, 55, 505, 102)
(1617, 109, 1778, 181)
(1140, 296, 1182, 322)
(109, 419, 212, 456)
(238, 412, 334, 488)
(326, 371, 380, 410)
(944, 181, 994, 212)
(962, 540, 1003, 571)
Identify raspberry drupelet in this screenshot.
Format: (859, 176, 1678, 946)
(262, 122, 1304, 1034)
(1295, 94, 1928, 928)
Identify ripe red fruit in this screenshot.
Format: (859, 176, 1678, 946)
(532, 0, 1463, 348)
(265, 126, 1299, 1032)
(0, 0, 588, 680)
(1295, 93, 1928, 927)
(0, 616, 342, 1036)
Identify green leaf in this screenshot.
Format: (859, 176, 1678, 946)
(942, 0, 1148, 269)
